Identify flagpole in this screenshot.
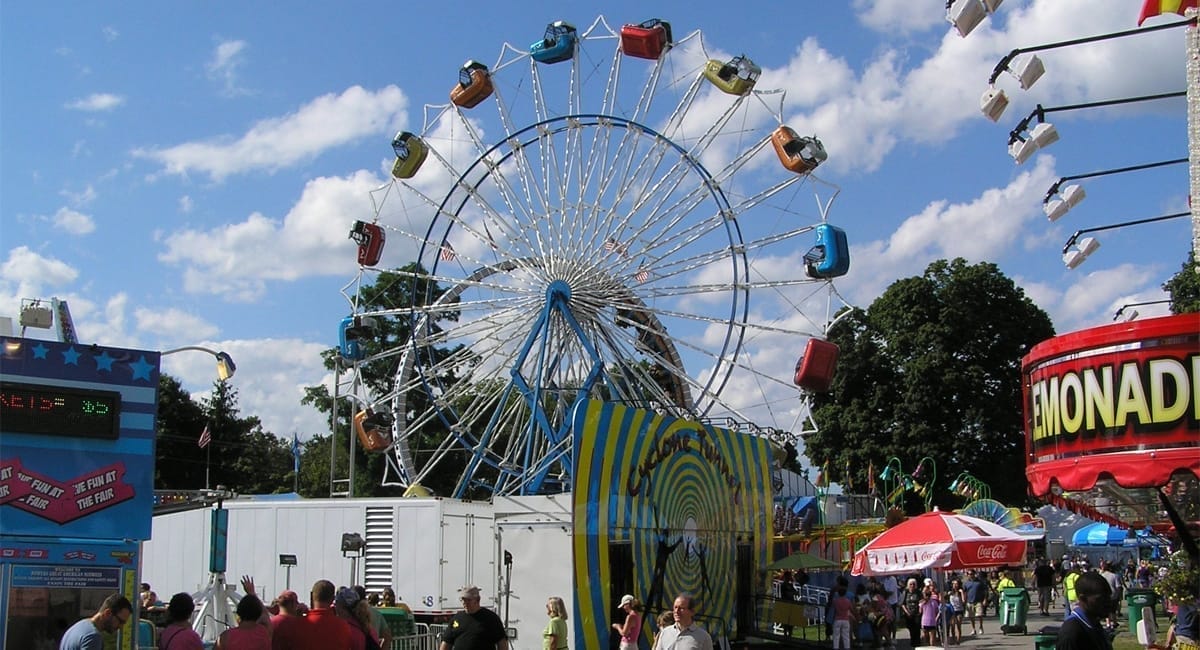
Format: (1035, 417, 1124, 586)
(205, 438, 211, 490)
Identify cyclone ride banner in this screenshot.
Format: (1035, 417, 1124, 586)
(572, 400, 773, 650)
(1022, 313, 1200, 494)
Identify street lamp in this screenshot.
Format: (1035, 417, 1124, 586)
(1113, 299, 1173, 321)
(1061, 211, 1190, 269)
(946, 0, 1004, 38)
(1007, 92, 1185, 164)
(1042, 158, 1187, 221)
(162, 346, 238, 380)
(982, 17, 1196, 121)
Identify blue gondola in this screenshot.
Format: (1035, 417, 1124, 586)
(531, 21, 577, 64)
(803, 224, 850, 279)
(338, 315, 376, 360)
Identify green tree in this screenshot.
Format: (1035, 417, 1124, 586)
(200, 380, 293, 493)
(154, 374, 210, 489)
(1163, 250, 1200, 313)
(806, 258, 1055, 510)
(302, 262, 467, 497)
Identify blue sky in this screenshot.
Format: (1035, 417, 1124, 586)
(1, 0, 1192, 455)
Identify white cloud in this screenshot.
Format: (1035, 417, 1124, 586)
(65, 93, 125, 112)
(179, 195, 194, 213)
(854, 0, 946, 34)
(158, 170, 384, 300)
(0, 247, 79, 303)
(102, 26, 119, 41)
(52, 207, 96, 235)
(207, 39, 250, 96)
(134, 85, 409, 181)
(134, 307, 220, 340)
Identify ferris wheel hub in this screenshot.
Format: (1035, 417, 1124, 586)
(545, 279, 573, 302)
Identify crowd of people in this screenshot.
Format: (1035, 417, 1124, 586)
(767, 553, 1199, 650)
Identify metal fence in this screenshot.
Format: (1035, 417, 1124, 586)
(389, 624, 443, 650)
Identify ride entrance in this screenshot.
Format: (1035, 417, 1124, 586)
(336, 17, 853, 499)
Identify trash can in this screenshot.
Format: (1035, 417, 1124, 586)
(378, 606, 416, 638)
(1000, 587, 1030, 635)
(1033, 625, 1060, 650)
(1126, 589, 1158, 633)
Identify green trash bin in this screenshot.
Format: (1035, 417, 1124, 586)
(378, 606, 417, 639)
(1032, 625, 1059, 650)
(1000, 587, 1030, 635)
(1126, 589, 1158, 633)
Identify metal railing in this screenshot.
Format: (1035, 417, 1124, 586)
(389, 623, 443, 650)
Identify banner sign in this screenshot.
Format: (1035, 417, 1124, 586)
(1022, 314, 1199, 494)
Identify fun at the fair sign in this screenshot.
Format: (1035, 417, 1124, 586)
(0, 338, 159, 539)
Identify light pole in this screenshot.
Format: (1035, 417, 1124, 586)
(161, 346, 237, 380)
(1061, 212, 1190, 269)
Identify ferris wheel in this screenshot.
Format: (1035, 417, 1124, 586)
(340, 17, 852, 499)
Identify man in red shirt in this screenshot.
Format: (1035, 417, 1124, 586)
(301, 580, 352, 650)
(270, 589, 308, 650)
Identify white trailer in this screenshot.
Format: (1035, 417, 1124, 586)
(493, 495, 574, 650)
(142, 495, 496, 617)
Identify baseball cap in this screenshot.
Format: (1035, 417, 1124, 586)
(620, 594, 635, 607)
(335, 587, 361, 610)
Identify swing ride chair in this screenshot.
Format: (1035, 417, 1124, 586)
(335, 16, 855, 499)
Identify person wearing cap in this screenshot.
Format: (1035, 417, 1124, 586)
(353, 586, 392, 650)
(270, 590, 306, 650)
(305, 580, 352, 650)
(653, 594, 712, 650)
(157, 593, 204, 650)
(1056, 572, 1113, 650)
(440, 585, 508, 650)
(335, 587, 378, 650)
(613, 594, 643, 650)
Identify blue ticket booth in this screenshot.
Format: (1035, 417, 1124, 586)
(0, 337, 159, 650)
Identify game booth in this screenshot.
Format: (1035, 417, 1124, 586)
(0, 337, 159, 650)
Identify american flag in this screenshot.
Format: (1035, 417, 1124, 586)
(440, 242, 456, 261)
(198, 425, 211, 449)
(604, 238, 628, 256)
(635, 264, 650, 282)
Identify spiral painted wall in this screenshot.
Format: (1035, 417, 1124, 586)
(572, 400, 773, 650)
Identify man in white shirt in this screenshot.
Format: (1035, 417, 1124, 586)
(653, 594, 713, 650)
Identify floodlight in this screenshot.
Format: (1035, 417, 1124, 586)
(1044, 184, 1086, 221)
(980, 87, 1009, 121)
(1063, 237, 1100, 269)
(1030, 122, 1059, 148)
(1013, 55, 1045, 89)
(340, 532, 365, 553)
(948, 0, 987, 37)
(1009, 137, 1037, 164)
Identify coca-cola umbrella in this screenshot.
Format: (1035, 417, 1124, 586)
(850, 510, 1028, 576)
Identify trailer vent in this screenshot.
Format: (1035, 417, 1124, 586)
(363, 506, 395, 593)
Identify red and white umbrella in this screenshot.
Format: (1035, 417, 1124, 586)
(850, 510, 1027, 576)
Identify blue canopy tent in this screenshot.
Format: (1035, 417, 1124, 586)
(1070, 522, 1169, 552)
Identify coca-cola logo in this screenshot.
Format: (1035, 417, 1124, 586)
(976, 544, 1009, 561)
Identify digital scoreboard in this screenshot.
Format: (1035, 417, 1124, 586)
(0, 381, 122, 439)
